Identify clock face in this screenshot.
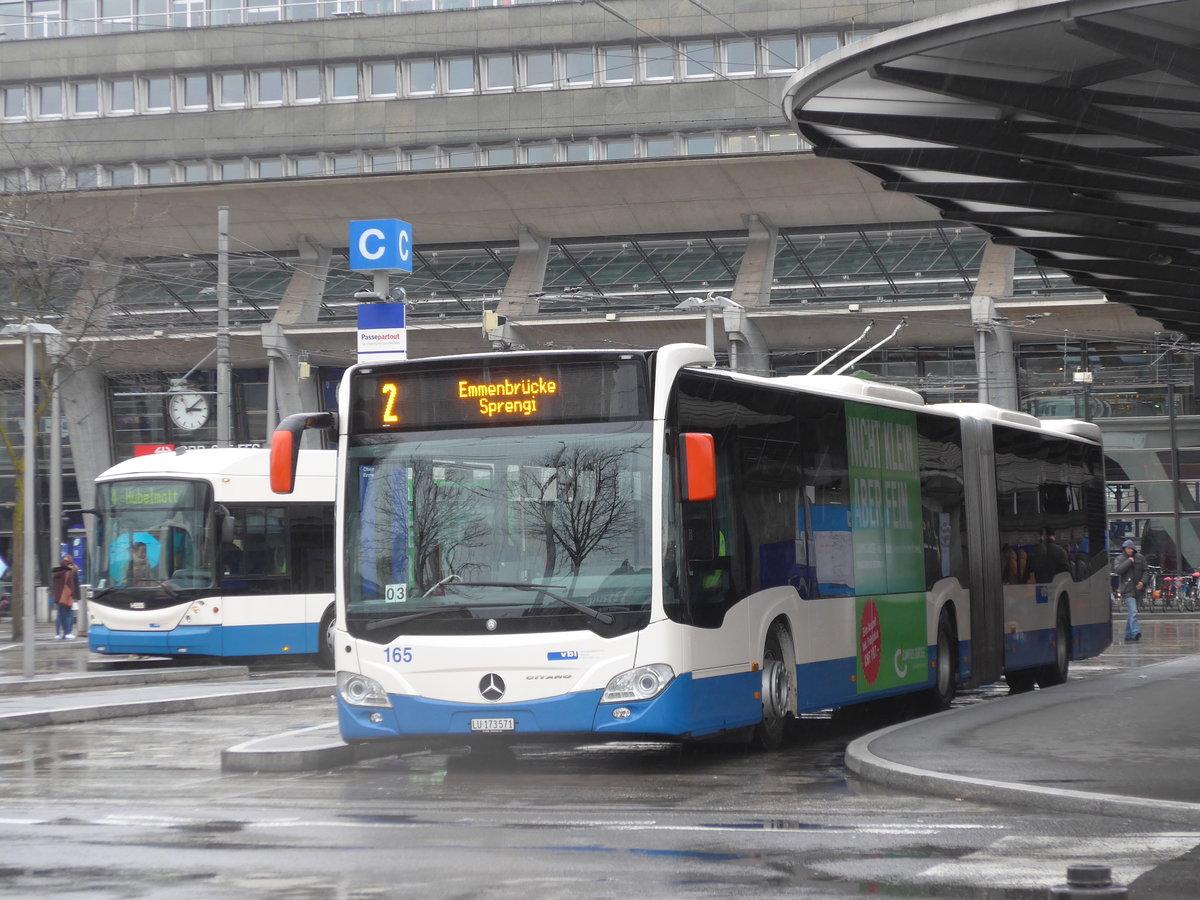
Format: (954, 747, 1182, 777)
(168, 391, 210, 431)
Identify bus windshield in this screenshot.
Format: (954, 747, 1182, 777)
(344, 422, 653, 637)
(94, 479, 212, 595)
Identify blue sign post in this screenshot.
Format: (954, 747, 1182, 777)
(350, 219, 412, 363)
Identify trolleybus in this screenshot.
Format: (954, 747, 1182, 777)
(271, 344, 1109, 747)
(89, 447, 336, 666)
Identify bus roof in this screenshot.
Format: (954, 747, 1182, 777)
(97, 447, 334, 482)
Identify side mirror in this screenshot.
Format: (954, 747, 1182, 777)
(678, 433, 716, 502)
(271, 411, 336, 493)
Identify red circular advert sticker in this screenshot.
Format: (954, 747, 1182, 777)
(860, 599, 881, 684)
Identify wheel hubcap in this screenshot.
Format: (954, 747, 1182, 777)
(762, 658, 787, 721)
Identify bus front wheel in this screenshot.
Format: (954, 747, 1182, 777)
(929, 609, 957, 711)
(752, 621, 796, 751)
(316, 607, 336, 670)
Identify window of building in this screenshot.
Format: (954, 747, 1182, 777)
(35, 83, 62, 118)
(805, 34, 839, 63)
(330, 63, 359, 100)
(143, 75, 170, 111)
(292, 66, 321, 103)
(74, 166, 98, 187)
(366, 61, 397, 98)
(65, 0, 96, 34)
(406, 148, 437, 170)
(98, 0, 131, 29)
(210, 0, 241, 25)
(286, 0, 320, 19)
(521, 51, 553, 89)
(218, 160, 245, 180)
(331, 153, 359, 174)
(29, 0, 63, 37)
(447, 147, 476, 168)
(724, 40, 755, 76)
(367, 150, 397, 171)
(446, 56, 474, 93)
(848, 29, 879, 43)
(257, 158, 284, 178)
(765, 35, 798, 72)
(181, 74, 208, 109)
(725, 131, 761, 154)
(253, 69, 284, 105)
(294, 156, 322, 176)
(181, 162, 208, 182)
(564, 49, 594, 86)
(486, 146, 515, 166)
(142, 163, 172, 184)
(139, 0, 168, 27)
(216, 71, 246, 107)
(685, 134, 716, 155)
(106, 77, 135, 114)
(483, 54, 514, 91)
(601, 46, 634, 83)
(406, 59, 436, 95)
(766, 130, 801, 151)
(107, 164, 135, 186)
(644, 137, 676, 157)
(171, 0, 204, 26)
(524, 144, 555, 164)
(604, 139, 634, 160)
(565, 140, 593, 162)
(2, 86, 25, 119)
(642, 44, 673, 81)
(682, 41, 716, 78)
(246, 1, 280, 21)
(71, 80, 99, 116)
(0, 2, 25, 40)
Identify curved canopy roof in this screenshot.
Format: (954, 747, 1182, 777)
(783, 0, 1200, 338)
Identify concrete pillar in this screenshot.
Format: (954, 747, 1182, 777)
(273, 235, 330, 326)
(972, 242, 1019, 410)
(496, 226, 550, 319)
(730, 213, 779, 309)
(261, 323, 322, 446)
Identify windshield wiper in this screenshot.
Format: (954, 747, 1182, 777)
(452, 581, 615, 626)
(363, 603, 480, 632)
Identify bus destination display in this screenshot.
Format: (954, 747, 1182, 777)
(352, 357, 649, 432)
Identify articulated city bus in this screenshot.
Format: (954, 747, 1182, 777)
(271, 344, 1109, 747)
(89, 448, 336, 666)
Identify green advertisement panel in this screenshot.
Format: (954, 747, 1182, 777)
(845, 402, 924, 595)
(856, 592, 930, 694)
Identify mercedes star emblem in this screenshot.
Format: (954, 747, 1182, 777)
(479, 673, 506, 702)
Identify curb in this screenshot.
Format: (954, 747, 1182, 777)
(845, 709, 1200, 828)
(0, 665, 251, 695)
(0, 682, 333, 731)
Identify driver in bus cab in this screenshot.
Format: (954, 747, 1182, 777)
(130, 541, 156, 586)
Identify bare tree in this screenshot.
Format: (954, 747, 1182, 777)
(407, 460, 490, 594)
(0, 188, 133, 639)
(517, 444, 640, 578)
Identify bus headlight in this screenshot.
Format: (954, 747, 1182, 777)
(337, 671, 391, 708)
(600, 664, 675, 703)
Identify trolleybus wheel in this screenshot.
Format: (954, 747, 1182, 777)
(752, 621, 796, 751)
(1036, 599, 1071, 688)
(929, 608, 957, 711)
(316, 606, 336, 670)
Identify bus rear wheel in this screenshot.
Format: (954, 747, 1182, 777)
(316, 607, 336, 670)
(928, 609, 957, 712)
(752, 621, 796, 751)
(1036, 600, 1071, 688)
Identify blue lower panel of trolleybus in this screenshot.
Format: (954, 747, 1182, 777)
(88, 622, 317, 657)
(339, 670, 766, 742)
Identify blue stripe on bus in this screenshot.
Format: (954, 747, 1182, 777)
(338, 671, 765, 742)
(1073, 621, 1110, 661)
(87, 622, 318, 657)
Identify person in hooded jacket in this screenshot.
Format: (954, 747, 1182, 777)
(1113, 538, 1145, 642)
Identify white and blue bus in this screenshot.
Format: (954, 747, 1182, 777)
(270, 344, 1109, 747)
(88, 448, 336, 666)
